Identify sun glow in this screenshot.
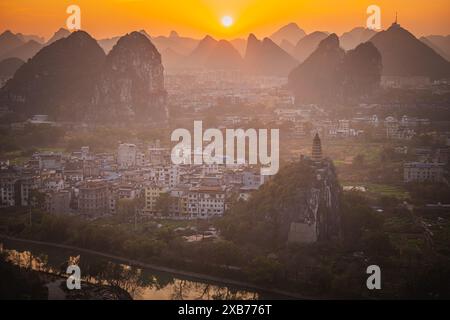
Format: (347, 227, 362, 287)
(221, 15, 234, 28)
(0, 0, 449, 40)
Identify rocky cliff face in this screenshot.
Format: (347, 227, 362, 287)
(0, 31, 106, 121)
(220, 159, 341, 246)
(0, 30, 168, 123)
(289, 34, 382, 103)
(370, 23, 450, 79)
(91, 31, 167, 123)
(342, 42, 382, 100)
(287, 159, 341, 243)
(289, 34, 345, 103)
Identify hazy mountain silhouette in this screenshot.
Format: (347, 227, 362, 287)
(271, 23, 306, 46)
(139, 29, 152, 40)
(92, 31, 167, 122)
(98, 36, 121, 53)
(0, 40, 43, 61)
(0, 31, 24, 57)
(185, 35, 218, 68)
(0, 31, 106, 120)
(280, 39, 296, 56)
(161, 47, 184, 70)
(46, 28, 71, 45)
(205, 40, 243, 69)
(340, 27, 377, 50)
(184, 36, 243, 70)
(293, 31, 329, 62)
(289, 34, 345, 102)
(243, 34, 261, 69)
(370, 22, 450, 79)
(0, 57, 24, 87)
(289, 34, 381, 103)
(244, 34, 298, 76)
(230, 38, 247, 56)
(342, 42, 382, 100)
(152, 30, 199, 56)
(420, 35, 450, 61)
(98, 30, 153, 54)
(16, 33, 45, 44)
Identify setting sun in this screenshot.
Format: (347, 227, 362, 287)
(221, 16, 234, 28)
(0, 0, 449, 39)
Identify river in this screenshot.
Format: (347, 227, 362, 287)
(0, 238, 290, 300)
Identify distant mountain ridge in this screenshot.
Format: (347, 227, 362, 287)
(244, 34, 298, 76)
(46, 28, 71, 45)
(370, 22, 450, 79)
(152, 31, 199, 56)
(293, 31, 329, 63)
(420, 35, 450, 61)
(0, 57, 24, 87)
(0, 40, 43, 61)
(0, 31, 24, 57)
(270, 23, 306, 46)
(289, 34, 382, 103)
(340, 27, 377, 51)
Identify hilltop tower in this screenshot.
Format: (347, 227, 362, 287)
(312, 133, 323, 162)
(392, 12, 401, 28)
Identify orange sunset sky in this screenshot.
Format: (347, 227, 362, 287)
(0, 0, 449, 40)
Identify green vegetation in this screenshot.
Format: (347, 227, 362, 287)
(0, 125, 66, 160)
(406, 182, 450, 205)
(0, 125, 169, 160)
(365, 184, 409, 199)
(218, 161, 316, 248)
(1, 186, 450, 298)
(1, 159, 449, 298)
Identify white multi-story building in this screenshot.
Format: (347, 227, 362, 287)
(42, 177, 65, 192)
(186, 187, 226, 219)
(0, 173, 17, 207)
(155, 165, 181, 188)
(404, 162, 445, 183)
(32, 152, 63, 170)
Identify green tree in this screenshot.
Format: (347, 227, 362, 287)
(155, 193, 172, 216)
(116, 197, 143, 222)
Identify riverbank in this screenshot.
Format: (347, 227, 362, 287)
(0, 234, 314, 300)
(41, 273, 132, 300)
